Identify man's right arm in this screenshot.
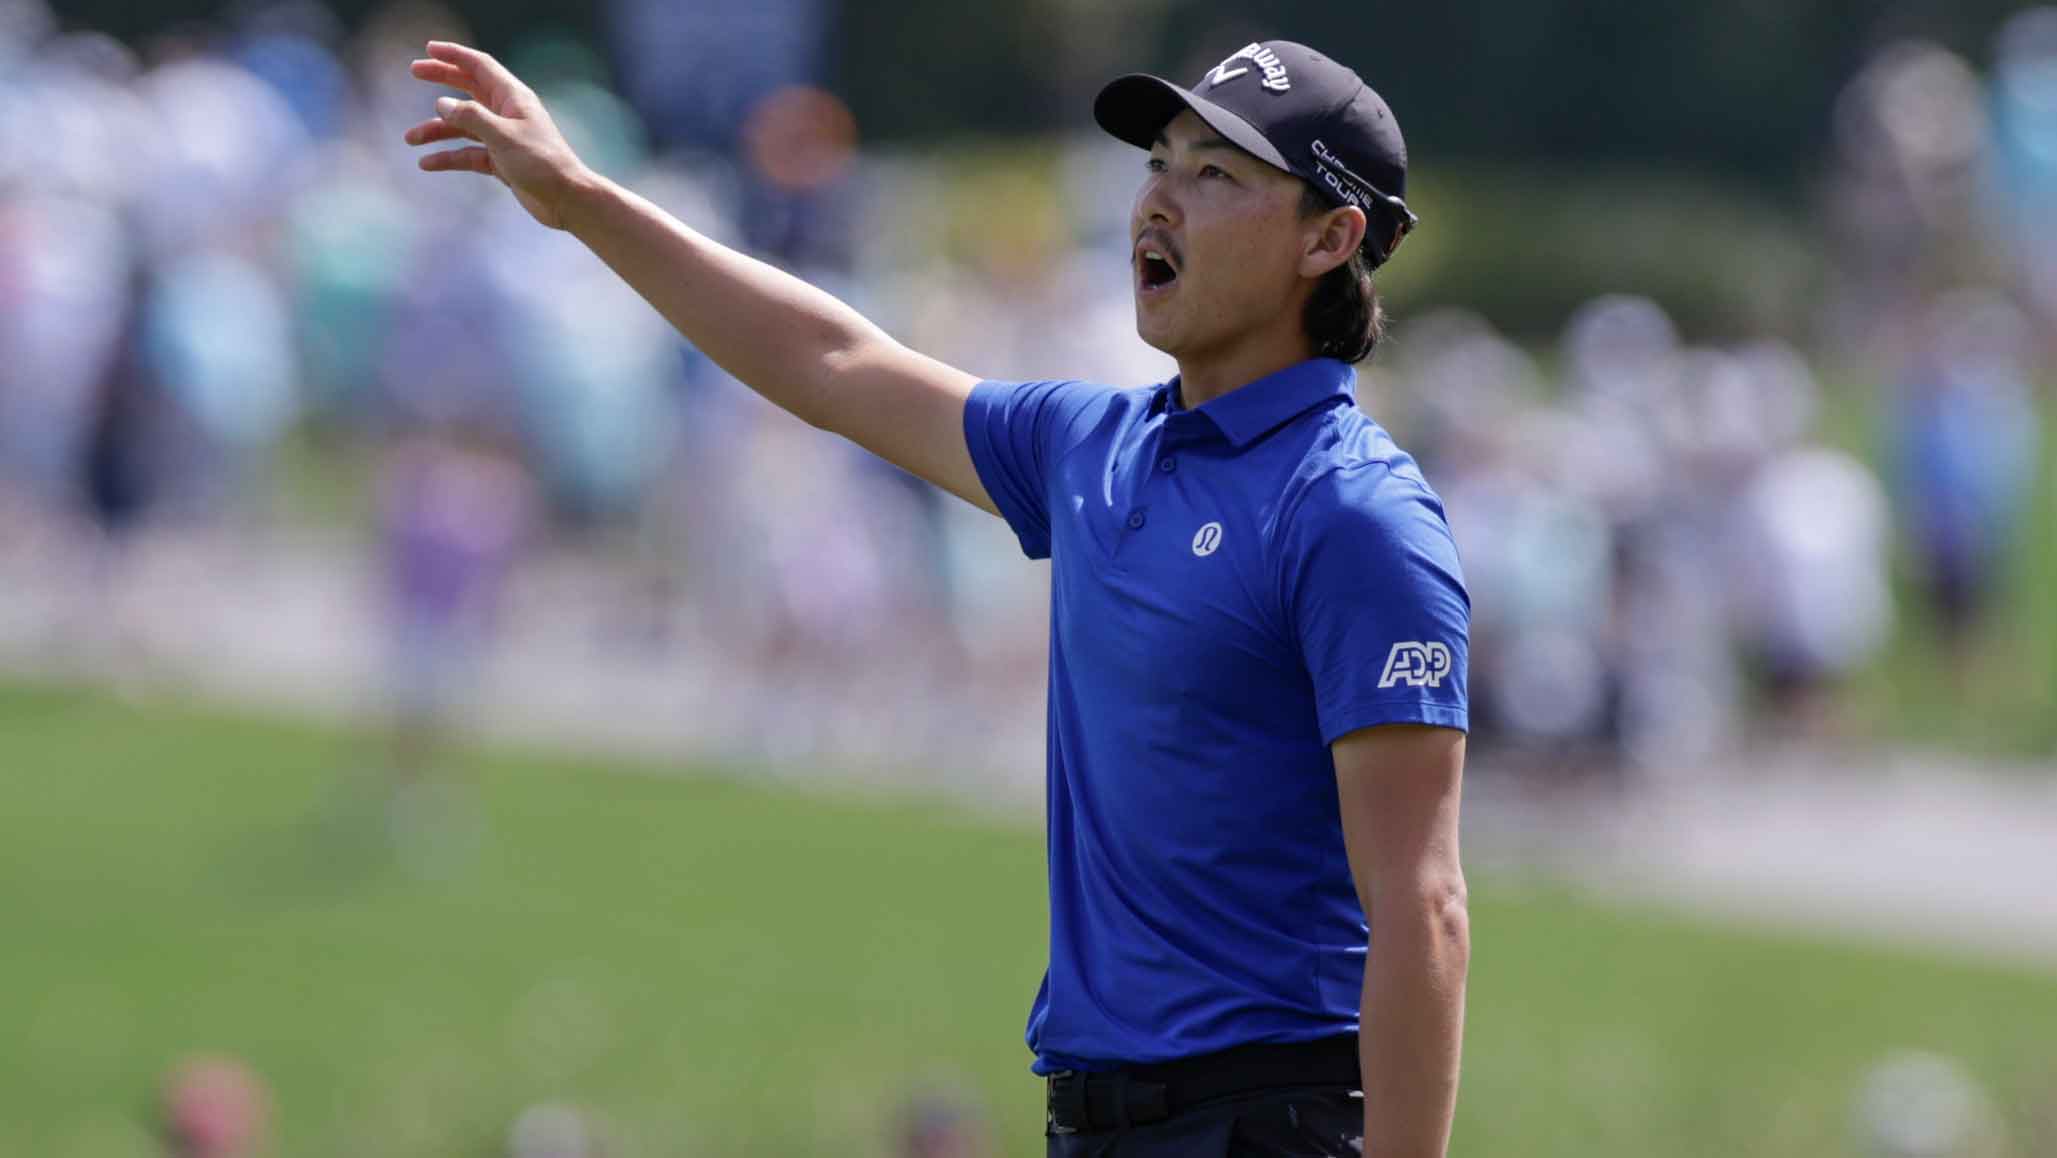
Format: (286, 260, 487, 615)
(560, 172, 993, 513)
(405, 41, 995, 515)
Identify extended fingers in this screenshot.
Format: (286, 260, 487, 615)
(425, 41, 520, 93)
(409, 58, 477, 95)
(403, 117, 477, 146)
(418, 146, 495, 175)
(432, 95, 514, 146)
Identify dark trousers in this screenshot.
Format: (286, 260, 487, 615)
(1045, 1083, 1363, 1157)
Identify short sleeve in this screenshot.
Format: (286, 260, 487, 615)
(963, 378, 1103, 560)
(1280, 466, 1472, 742)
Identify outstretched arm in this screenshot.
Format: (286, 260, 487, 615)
(404, 41, 995, 514)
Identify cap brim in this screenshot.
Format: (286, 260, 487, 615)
(1092, 74, 1292, 174)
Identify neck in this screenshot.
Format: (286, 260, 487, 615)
(1173, 327, 1316, 408)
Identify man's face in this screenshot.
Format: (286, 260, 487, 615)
(1130, 110, 1314, 361)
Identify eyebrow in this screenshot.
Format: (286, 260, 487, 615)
(1151, 128, 1241, 153)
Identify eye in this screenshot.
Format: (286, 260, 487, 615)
(1146, 157, 1167, 173)
(1199, 164, 1231, 181)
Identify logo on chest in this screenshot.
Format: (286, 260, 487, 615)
(1191, 522, 1224, 557)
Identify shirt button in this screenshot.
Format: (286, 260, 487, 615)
(1127, 510, 1147, 530)
(1158, 456, 1177, 473)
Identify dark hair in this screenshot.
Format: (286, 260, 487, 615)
(1298, 184, 1387, 364)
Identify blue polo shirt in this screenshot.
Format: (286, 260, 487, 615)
(962, 357, 1469, 1075)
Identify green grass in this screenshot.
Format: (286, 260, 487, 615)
(2, 685, 2053, 1157)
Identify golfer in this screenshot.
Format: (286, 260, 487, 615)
(407, 36, 1469, 1158)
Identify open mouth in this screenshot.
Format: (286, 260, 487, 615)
(1137, 249, 1179, 292)
(1135, 231, 1181, 295)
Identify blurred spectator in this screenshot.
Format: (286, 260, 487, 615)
(1730, 445, 1895, 730)
(1889, 292, 2042, 652)
(159, 1054, 270, 1158)
(79, 294, 160, 545)
(379, 420, 536, 792)
(0, 191, 133, 507)
(283, 142, 419, 419)
(1825, 40, 1990, 362)
(1385, 296, 1897, 771)
(1443, 404, 1616, 754)
(71, 269, 166, 671)
(141, 246, 300, 510)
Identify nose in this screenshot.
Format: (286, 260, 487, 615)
(1135, 170, 1180, 231)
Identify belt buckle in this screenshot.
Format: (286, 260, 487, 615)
(1045, 1069, 1081, 1135)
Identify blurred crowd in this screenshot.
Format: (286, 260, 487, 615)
(1373, 292, 2037, 773)
(0, 0, 2052, 784)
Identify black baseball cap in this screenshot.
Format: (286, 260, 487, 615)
(1094, 40, 1418, 266)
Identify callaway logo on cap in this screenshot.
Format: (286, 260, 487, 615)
(1204, 42, 1294, 92)
(1093, 40, 1419, 266)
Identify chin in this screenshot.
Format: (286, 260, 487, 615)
(1132, 310, 1181, 358)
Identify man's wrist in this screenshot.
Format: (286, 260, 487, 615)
(553, 163, 613, 237)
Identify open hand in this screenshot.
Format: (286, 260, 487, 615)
(403, 41, 589, 229)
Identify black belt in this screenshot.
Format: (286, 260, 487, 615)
(1045, 1035, 1359, 1136)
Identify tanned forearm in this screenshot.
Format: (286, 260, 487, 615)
(1360, 880, 1469, 1157)
(556, 169, 889, 430)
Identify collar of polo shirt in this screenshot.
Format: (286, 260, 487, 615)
(1156, 357, 1357, 448)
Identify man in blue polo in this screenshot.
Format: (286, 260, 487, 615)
(409, 34, 1469, 1158)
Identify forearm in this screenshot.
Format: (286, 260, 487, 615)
(1359, 885, 1469, 1157)
(557, 168, 891, 429)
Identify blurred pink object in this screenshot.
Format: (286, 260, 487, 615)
(161, 1054, 270, 1158)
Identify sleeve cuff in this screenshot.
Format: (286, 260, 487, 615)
(1319, 701, 1470, 745)
(962, 380, 1053, 560)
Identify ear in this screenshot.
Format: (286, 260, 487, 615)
(1298, 204, 1368, 279)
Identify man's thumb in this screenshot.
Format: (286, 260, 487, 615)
(436, 96, 509, 142)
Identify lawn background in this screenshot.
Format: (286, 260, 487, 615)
(3, 684, 2053, 1157)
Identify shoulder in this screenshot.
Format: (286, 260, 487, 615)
(971, 378, 1155, 445)
(1276, 404, 1457, 556)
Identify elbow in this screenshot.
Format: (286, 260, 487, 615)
(1428, 875, 1471, 967)
(807, 333, 891, 431)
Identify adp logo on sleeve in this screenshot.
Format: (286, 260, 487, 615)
(1377, 641, 1453, 689)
